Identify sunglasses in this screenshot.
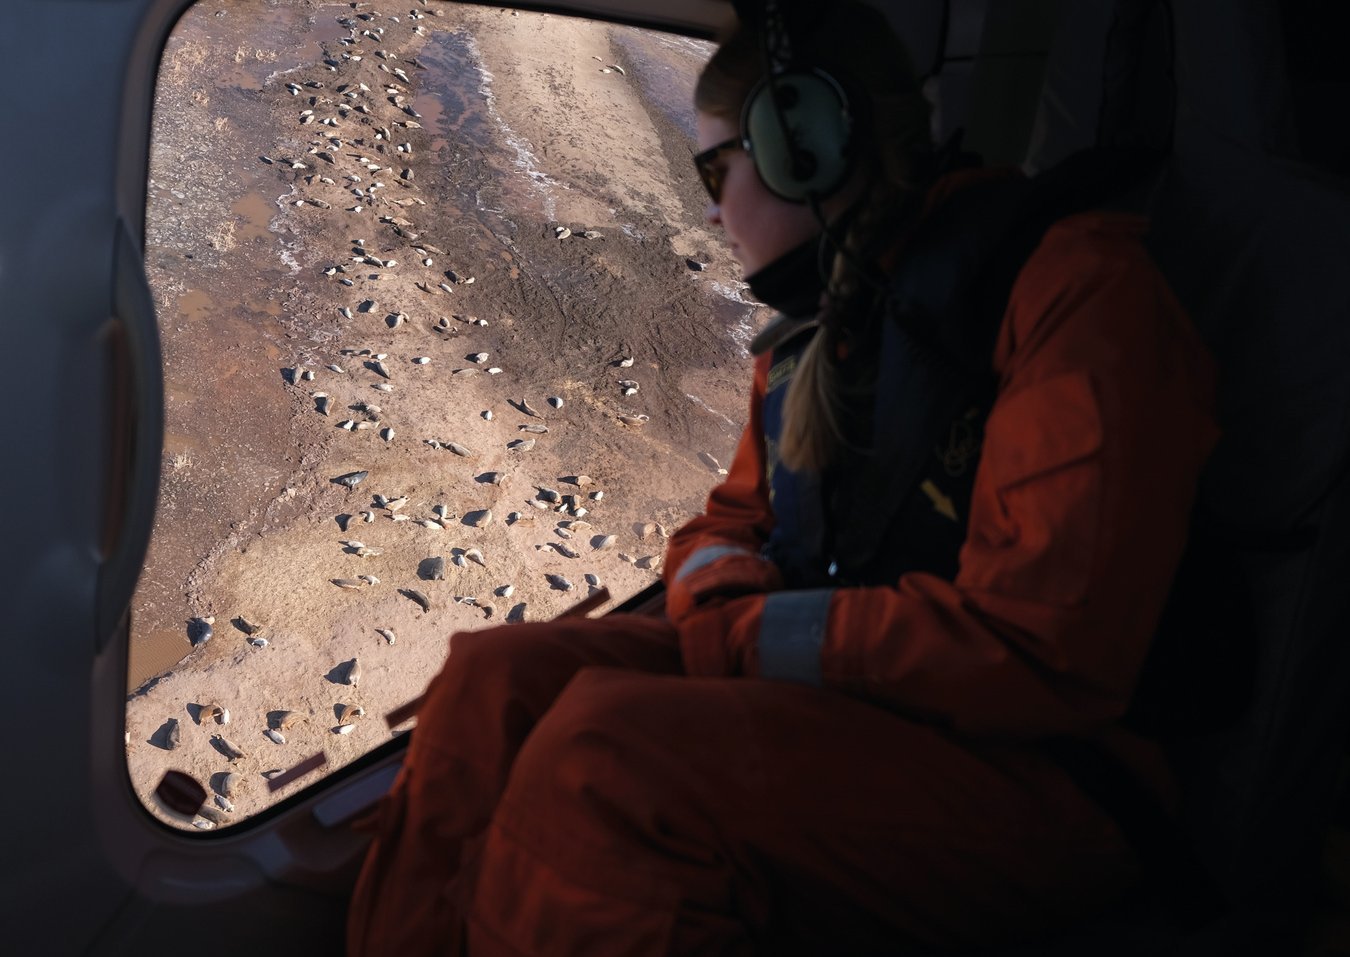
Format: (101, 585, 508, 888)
(693, 137, 744, 202)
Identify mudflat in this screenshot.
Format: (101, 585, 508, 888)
(127, 0, 760, 826)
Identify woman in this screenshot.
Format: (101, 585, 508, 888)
(347, 4, 1218, 954)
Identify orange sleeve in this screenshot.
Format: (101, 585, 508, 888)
(664, 353, 776, 582)
(706, 214, 1219, 736)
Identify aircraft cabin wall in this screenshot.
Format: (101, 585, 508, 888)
(16, 0, 1333, 954)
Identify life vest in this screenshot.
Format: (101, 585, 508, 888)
(761, 328, 987, 590)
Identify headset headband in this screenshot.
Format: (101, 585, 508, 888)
(762, 0, 794, 74)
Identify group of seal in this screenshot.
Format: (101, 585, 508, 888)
(155, 2, 676, 831)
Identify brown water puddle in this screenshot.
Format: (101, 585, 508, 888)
(413, 90, 446, 144)
(177, 288, 215, 322)
(230, 191, 277, 246)
(130, 626, 195, 694)
(163, 430, 207, 457)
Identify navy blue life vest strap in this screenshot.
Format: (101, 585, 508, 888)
(761, 341, 834, 587)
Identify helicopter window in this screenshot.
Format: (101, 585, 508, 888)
(126, 0, 751, 829)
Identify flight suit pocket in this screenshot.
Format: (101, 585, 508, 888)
(961, 371, 1105, 607)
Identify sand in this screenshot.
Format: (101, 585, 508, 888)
(126, 0, 764, 827)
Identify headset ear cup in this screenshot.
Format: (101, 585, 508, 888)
(742, 69, 853, 203)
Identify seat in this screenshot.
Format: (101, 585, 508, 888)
(959, 0, 1350, 952)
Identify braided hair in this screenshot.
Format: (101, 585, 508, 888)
(695, 3, 932, 472)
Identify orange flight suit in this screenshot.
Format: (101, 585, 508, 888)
(347, 209, 1218, 956)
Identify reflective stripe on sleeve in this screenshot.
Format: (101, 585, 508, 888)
(757, 589, 832, 686)
(674, 544, 754, 582)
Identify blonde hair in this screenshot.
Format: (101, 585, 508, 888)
(695, 4, 932, 472)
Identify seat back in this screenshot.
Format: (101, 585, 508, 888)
(1017, 0, 1350, 950)
(1146, 0, 1350, 931)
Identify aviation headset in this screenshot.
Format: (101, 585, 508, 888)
(739, 0, 857, 203)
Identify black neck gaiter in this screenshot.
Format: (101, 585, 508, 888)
(745, 235, 826, 319)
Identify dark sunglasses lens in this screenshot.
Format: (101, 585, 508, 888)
(698, 160, 722, 202)
(694, 139, 736, 203)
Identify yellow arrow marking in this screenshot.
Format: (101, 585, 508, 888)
(920, 479, 959, 522)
